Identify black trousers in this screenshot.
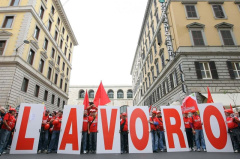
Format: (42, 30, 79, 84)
(186, 128, 193, 148)
(121, 131, 128, 152)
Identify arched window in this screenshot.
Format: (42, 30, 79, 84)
(79, 90, 85, 98)
(89, 90, 94, 98)
(127, 90, 133, 98)
(108, 90, 114, 98)
(117, 90, 124, 99)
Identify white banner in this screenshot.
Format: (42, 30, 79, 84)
(161, 106, 189, 152)
(10, 104, 44, 154)
(57, 105, 84, 154)
(198, 103, 233, 152)
(97, 106, 120, 154)
(127, 106, 152, 153)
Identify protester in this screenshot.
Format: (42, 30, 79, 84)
(48, 110, 63, 153)
(82, 110, 88, 154)
(38, 109, 50, 154)
(191, 110, 206, 152)
(120, 112, 128, 154)
(88, 109, 98, 154)
(149, 110, 159, 153)
(0, 107, 16, 156)
(87, 102, 97, 115)
(156, 111, 165, 152)
(225, 109, 240, 153)
(183, 111, 194, 151)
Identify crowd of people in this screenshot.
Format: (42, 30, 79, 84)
(0, 103, 239, 156)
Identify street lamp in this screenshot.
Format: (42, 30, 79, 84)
(15, 40, 30, 52)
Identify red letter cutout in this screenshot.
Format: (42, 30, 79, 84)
(59, 108, 79, 150)
(130, 108, 149, 150)
(16, 107, 34, 150)
(101, 109, 118, 150)
(163, 109, 186, 148)
(203, 106, 227, 149)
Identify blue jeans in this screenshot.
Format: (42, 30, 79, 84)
(48, 130, 60, 152)
(0, 129, 11, 153)
(195, 129, 206, 149)
(38, 127, 49, 151)
(151, 130, 158, 151)
(158, 130, 164, 150)
(82, 131, 88, 151)
(89, 132, 97, 151)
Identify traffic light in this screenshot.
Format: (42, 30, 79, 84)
(159, 0, 165, 3)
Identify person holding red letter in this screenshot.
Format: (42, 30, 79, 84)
(48, 110, 63, 154)
(0, 107, 16, 156)
(120, 112, 128, 154)
(183, 111, 194, 151)
(149, 110, 159, 153)
(38, 109, 50, 154)
(88, 109, 98, 154)
(225, 109, 240, 153)
(156, 111, 165, 152)
(191, 110, 206, 152)
(87, 102, 97, 115)
(82, 110, 88, 154)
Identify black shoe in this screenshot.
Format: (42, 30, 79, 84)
(153, 150, 158, 153)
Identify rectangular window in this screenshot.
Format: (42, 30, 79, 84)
(212, 5, 225, 18)
(161, 54, 165, 68)
(0, 41, 6, 55)
(64, 47, 67, 55)
(156, 12, 159, 23)
(64, 83, 67, 92)
(47, 67, 52, 80)
(232, 62, 240, 79)
(27, 49, 35, 65)
(154, 42, 157, 54)
(150, 51, 153, 63)
(165, 79, 169, 94)
(151, 23, 155, 34)
(51, 48, 55, 58)
(62, 62, 65, 71)
(220, 30, 235, 46)
(57, 98, 60, 107)
(10, 0, 20, 6)
(70, 42, 72, 48)
(48, 20, 52, 31)
(43, 38, 48, 50)
(38, 59, 44, 73)
(34, 26, 40, 40)
(66, 67, 69, 76)
(68, 53, 71, 61)
(21, 78, 29, 92)
(34, 85, 40, 97)
(60, 79, 63, 89)
(54, 31, 58, 41)
(157, 31, 162, 46)
(62, 101, 65, 108)
(44, 90, 48, 101)
(62, 27, 65, 35)
(185, 5, 197, 18)
(155, 61, 159, 75)
(191, 30, 205, 46)
(151, 68, 155, 82)
(51, 94, 55, 104)
(66, 35, 69, 42)
(60, 40, 63, 49)
(2, 16, 14, 28)
(57, 18, 60, 25)
(54, 73, 58, 84)
(57, 56, 60, 65)
(51, 6, 55, 15)
(199, 62, 212, 79)
(39, 6, 45, 19)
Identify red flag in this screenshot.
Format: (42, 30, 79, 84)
(207, 87, 214, 103)
(83, 90, 89, 110)
(93, 82, 111, 107)
(181, 93, 198, 112)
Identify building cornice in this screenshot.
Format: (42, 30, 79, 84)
(70, 85, 132, 88)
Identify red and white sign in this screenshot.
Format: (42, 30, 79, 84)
(10, 104, 44, 154)
(57, 105, 84, 154)
(127, 106, 152, 153)
(161, 106, 189, 152)
(198, 103, 233, 152)
(97, 106, 120, 154)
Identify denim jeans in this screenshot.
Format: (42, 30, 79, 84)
(82, 131, 88, 151)
(48, 130, 60, 152)
(0, 129, 11, 153)
(195, 129, 206, 149)
(89, 132, 97, 151)
(230, 128, 240, 150)
(157, 130, 164, 150)
(121, 131, 128, 152)
(151, 130, 158, 151)
(38, 127, 49, 151)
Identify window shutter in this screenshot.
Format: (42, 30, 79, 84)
(166, 79, 169, 92)
(226, 61, 235, 79)
(175, 69, 178, 85)
(157, 31, 162, 46)
(209, 61, 219, 79)
(170, 74, 174, 89)
(194, 62, 202, 79)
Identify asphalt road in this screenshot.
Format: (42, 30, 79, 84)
(2, 152, 239, 159)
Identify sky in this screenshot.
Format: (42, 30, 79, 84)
(60, 0, 147, 86)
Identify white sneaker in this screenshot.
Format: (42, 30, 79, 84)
(189, 148, 192, 151)
(197, 149, 201, 152)
(192, 148, 195, 151)
(160, 149, 164, 152)
(83, 150, 87, 154)
(37, 150, 42, 154)
(44, 150, 48, 154)
(234, 150, 238, 153)
(203, 149, 207, 152)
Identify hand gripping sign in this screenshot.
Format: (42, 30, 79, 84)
(127, 106, 152, 153)
(97, 106, 120, 154)
(161, 106, 189, 152)
(57, 105, 84, 154)
(10, 104, 44, 154)
(198, 103, 233, 152)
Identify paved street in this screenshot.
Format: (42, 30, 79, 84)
(2, 152, 239, 159)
